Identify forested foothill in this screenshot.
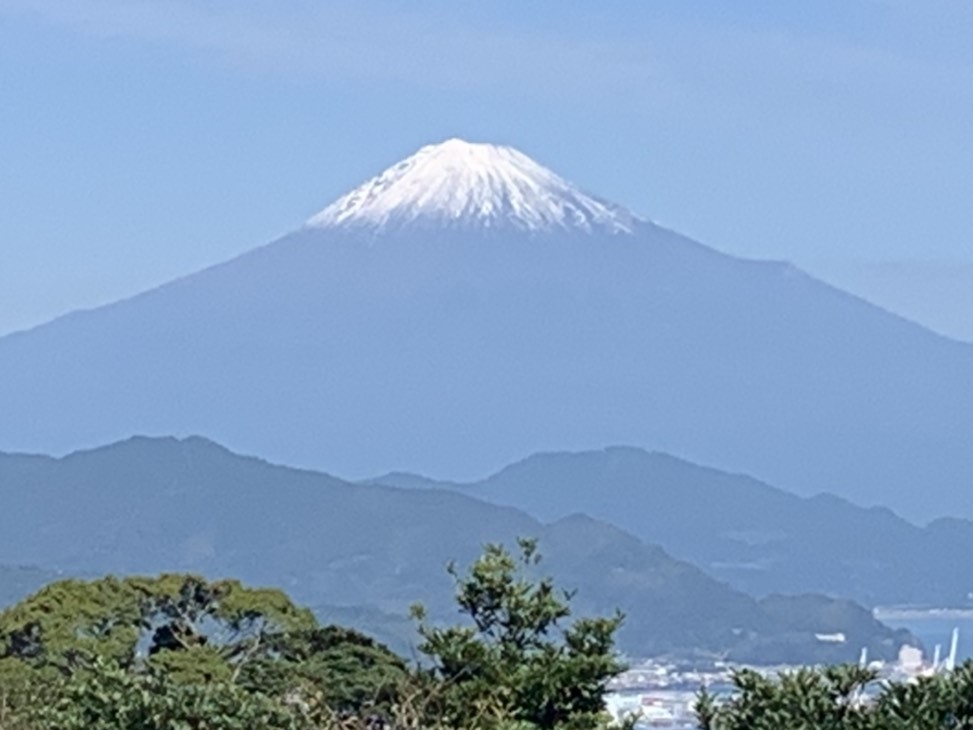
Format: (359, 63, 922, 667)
(0, 436, 918, 666)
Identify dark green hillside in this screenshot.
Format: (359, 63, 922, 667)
(378, 447, 973, 607)
(732, 594, 917, 666)
(0, 437, 913, 661)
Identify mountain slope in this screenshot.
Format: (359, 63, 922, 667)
(374, 447, 973, 608)
(1, 139, 971, 520)
(0, 436, 912, 661)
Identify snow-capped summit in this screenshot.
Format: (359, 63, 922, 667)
(306, 138, 641, 235)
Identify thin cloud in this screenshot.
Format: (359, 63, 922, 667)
(8, 0, 968, 115)
(3, 0, 661, 99)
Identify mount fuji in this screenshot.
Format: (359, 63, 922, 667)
(2, 139, 971, 520)
(307, 138, 638, 234)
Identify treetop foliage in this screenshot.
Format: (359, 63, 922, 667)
(0, 540, 625, 730)
(698, 661, 973, 730)
(0, 574, 317, 682)
(413, 538, 624, 730)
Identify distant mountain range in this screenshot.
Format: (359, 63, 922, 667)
(374, 447, 973, 609)
(0, 436, 914, 663)
(0, 139, 971, 521)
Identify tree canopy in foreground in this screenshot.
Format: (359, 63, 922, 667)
(697, 662, 973, 730)
(0, 540, 624, 730)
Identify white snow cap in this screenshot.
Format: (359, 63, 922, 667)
(307, 138, 641, 235)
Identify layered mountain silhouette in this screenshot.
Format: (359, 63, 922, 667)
(0, 436, 914, 662)
(374, 447, 973, 608)
(1, 139, 971, 519)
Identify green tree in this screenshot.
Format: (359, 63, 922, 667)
(0, 574, 407, 725)
(697, 661, 973, 730)
(697, 665, 876, 730)
(235, 625, 407, 716)
(0, 575, 315, 684)
(0, 544, 627, 730)
(412, 538, 625, 730)
(39, 656, 301, 730)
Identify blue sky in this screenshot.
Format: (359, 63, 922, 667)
(2, 0, 972, 339)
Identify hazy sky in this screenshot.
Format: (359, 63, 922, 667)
(2, 0, 971, 340)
